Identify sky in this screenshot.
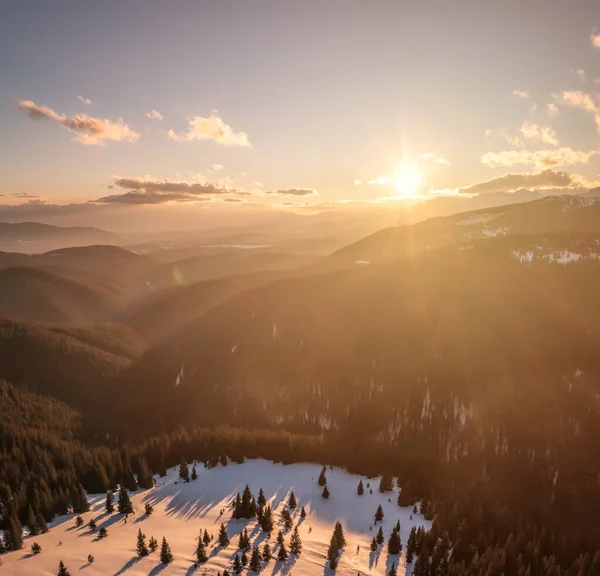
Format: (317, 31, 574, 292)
(2, 0, 600, 217)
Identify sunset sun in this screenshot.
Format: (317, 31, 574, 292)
(393, 162, 421, 196)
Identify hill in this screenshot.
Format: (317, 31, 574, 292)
(0, 221, 123, 253)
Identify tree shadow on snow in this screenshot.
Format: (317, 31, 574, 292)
(386, 553, 400, 576)
(369, 546, 382, 570)
(148, 563, 169, 576)
(113, 556, 142, 575)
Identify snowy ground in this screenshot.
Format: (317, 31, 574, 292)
(1, 459, 431, 576)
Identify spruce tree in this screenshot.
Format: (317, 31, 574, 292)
(357, 480, 364, 495)
(388, 528, 402, 555)
(376, 526, 384, 545)
(261, 505, 274, 533)
(87, 554, 94, 564)
(179, 458, 190, 482)
(99, 527, 108, 539)
(250, 546, 261, 571)
(322, 485, 330, 499)
(334, 522, 346, 548)
(262, 541, 272, 561)
(145, 502, 153, 516)
(4, 512, 23, 550)
(160, 537, 174, 564)
(281, 508, 293, 530)
(191, 464, 198, 480)
(241, 550, 248, 566)
(89, 518, 97, 531)
(31, 541, 42, 555)
(233, 554, 243, 574)
(203, 529, 210, 545)
(218, 523, 230, 546)
(137, 457, 154, 489)
(290, 526, 302, 555)
(370, 536, 378, 551)
(26, 504, 38, 536)
(136, 529, 149, 556)
(379, 475, 394, 493)
(105, 490, 114, 513)
(36, 510, 48, 534)
(288, 491, 297, 509)
(75, 515, 83, 527)
(57, 560, 71, 576)
(195, 539, 208, 562)
(277, 540, 288, 561)
(318, 466, 327, 486)
(257, 488, 266, 507)
(238, 528, 251, 551)
(149, 536, 158, 553)
(375, 504, 384, 522)
(395, 520, 401, 533)
(300, 506, 306, 518)
(277, 529, 285, 547)
(118, 486, 133, 515)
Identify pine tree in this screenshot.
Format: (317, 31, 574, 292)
(89, 518, 97, 531)
(87, 555, 94, 564)
(4, 512, 23, 550)
(388, 528, 402, 555)
(288, 491, 297, 509)
(261, 505, 274, 533)
(149, 536, 158, 553)
(250, 546, 261, 571)
(118, 486, 133, 514)
(31, 542, 42, 555)
(375, 504, 384, 522)
(334, 522, 346, 548)
(26, 504, 38, 536)
(160, 537, 173, 564)
(137, 457, 154, 489)
(262, 541, 272, 561)
(371, 536, 378, 551)
(300, 506, 306, 518)
(290, 526, 302, 555)
(191, 464, 198, 480)
(99, 527, 108, 539)
(57, 560, 71, 576)
(36, 510, 48, 534)
(277, 529, 285, 547)
(357, 480, 364, 495)
(238, 528, 251, 551)
(233, 554, 243, 574)
(257, 488, 266, 507)
(105, 490, 114, 513)
(241, 550, 248, 566)
(277, 540, 288, 561)
(318, 466, 327, 486)
(136, 529, 149, 556)
(218, 523, 230, 546)
(0, 534, 5, 554)
(75, 515, 83, 527)
(376, 526, 384, 545)
(145, 502, 153, 516)
(379, 475, 394, 493)
(281, 507, 293, 530)
(179, 458, 190, 482)
(203, 529, 210, 545)
(195, 539, 208, 562)
(395, 520, 401, 533)
(322, 485, 330, 499)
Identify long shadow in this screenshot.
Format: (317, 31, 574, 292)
(113, 556, 142, 576)
(149, 563, 168, 576)
(18, 553, 34, 560)
(369, 546, 382, 570)
(281, 553, 298, 575)
(385, 552, 400, 576)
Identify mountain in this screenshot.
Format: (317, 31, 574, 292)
(0, 319, 143, 409)
(0, 267, 128, 325)
(0, 221, 123, 253)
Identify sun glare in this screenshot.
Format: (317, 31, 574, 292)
(393, 163, 421, 196)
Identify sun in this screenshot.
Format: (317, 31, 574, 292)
(393, 163, 421, 196)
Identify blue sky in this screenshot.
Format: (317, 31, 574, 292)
(2, 0, 600, 208)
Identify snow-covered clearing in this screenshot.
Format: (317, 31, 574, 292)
(1, 460, 430, 576)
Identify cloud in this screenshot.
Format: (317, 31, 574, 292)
(421, 152, 452, 166)
(591, 29, 600, 48)
(547, 103, 559, 116)
(485, 127, 523, 147)
(224, 198, 243, 203)
(554, 91, 600, 132)
(354, 179, 362, 186)
(211, 164, 224, 172)
(17, 100, 139, 146)
(145, 109, 163, 120)
(519, 121, 559, 146)
(13, 192, 40, 198)
(455, 170, 578, 195)
(512, 90, 530, 99)
(77, 95, 92, 105)
(481, 147, 596, 169)
(96, 191, 214, 204)
(576, 69, 586, 82)
(168, 112, 251, 147)
(265, 188, 318, 196)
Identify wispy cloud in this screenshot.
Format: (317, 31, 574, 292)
(421, 152, 452, 166)
(591, 29, 600, 48)
(145, 109, 163, 120)
(519, 121, 559, 146)
(554, 91, 600, 132)
(512, 90, 530, 99)
(77, 95, 92, 105)
(265, 188, 318, 196)
(481, 147, 596, 169)
(575, 69, 586, 82)
(168, 111, 251, 147)
(17, 100, 139, 146)
(547, 103, 559, 116)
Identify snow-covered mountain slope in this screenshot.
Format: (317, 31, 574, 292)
(1, 459, 431, 576)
